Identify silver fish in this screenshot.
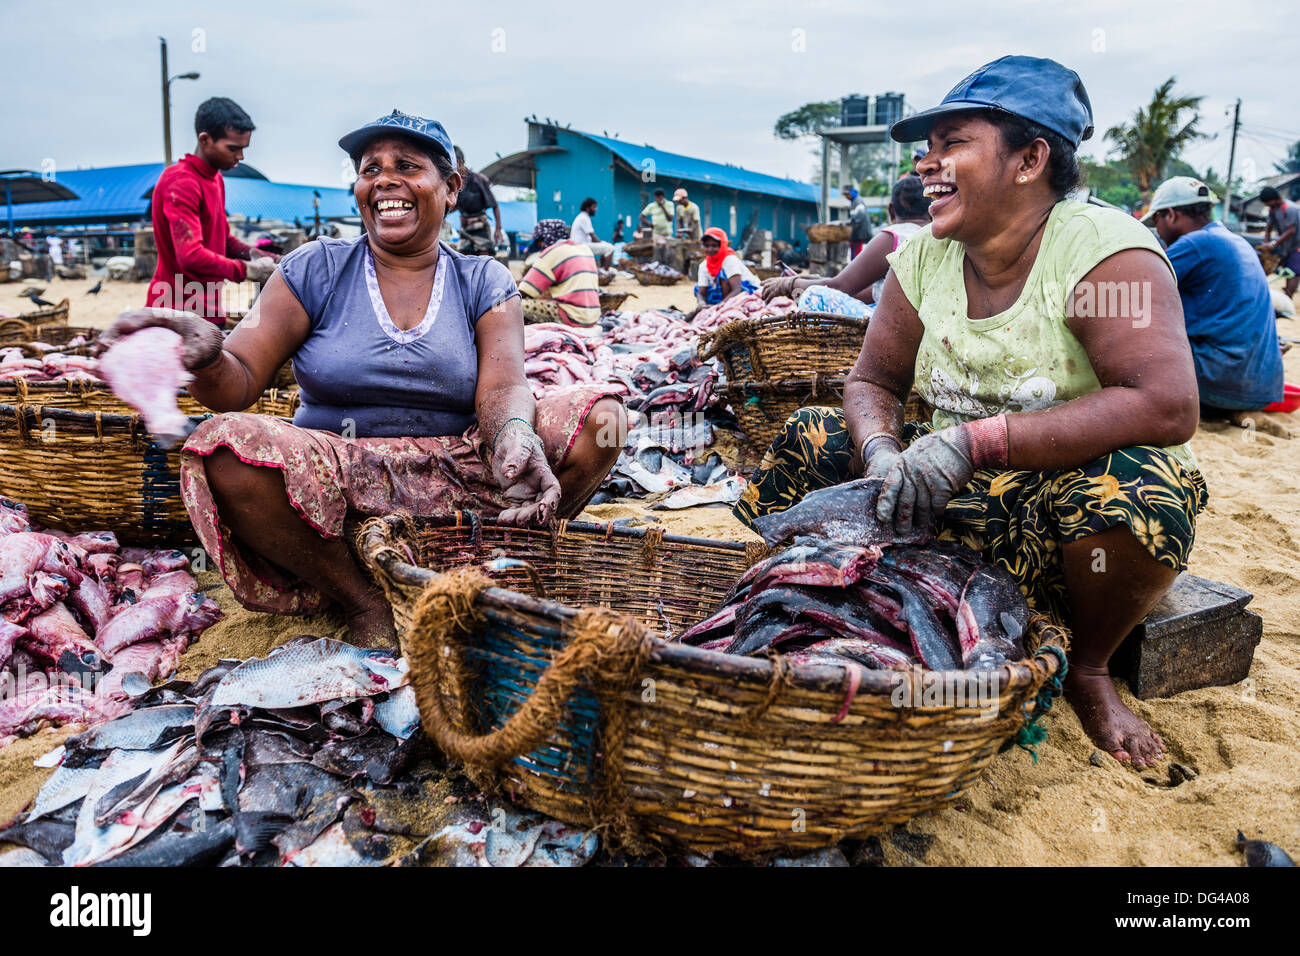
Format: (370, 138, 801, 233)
(372, 685, 420, 740)
(26, 763, 100, 822)
(289, 822, 378, 868)
(64, 703, 194, 752)
(62, 748, 166, 865)
(210, 637, 407, 710)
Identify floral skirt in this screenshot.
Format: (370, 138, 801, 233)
(180, 385, 620, 615)
(732, 406, 1209, 624)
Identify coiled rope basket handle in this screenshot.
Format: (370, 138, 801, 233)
(404, 567, 654, 771)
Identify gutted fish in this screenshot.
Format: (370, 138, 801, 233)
(97, 326, 195, 447)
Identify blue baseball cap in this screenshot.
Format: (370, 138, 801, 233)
(891, 56, 1094, 148)
(338, 109, 455, 164)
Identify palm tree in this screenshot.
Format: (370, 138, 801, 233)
(1105, 78, 1205, 200)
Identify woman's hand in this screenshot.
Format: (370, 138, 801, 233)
(94, 307, 224, 371)
(761, 275, 798, 302)
(491, 421, 561, 526)
(875, 427, 975, 534)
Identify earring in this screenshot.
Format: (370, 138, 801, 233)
(1018, 175, 1028, 183)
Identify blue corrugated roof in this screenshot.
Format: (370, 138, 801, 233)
(580, 130, 816, 203)
(222, 179, 357, 223)
(446, 201, 536, 235)
(0, 163, 359, 226)
(4, 164, 163, 224)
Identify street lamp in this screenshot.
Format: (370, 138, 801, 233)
(159, 37, 200, 165)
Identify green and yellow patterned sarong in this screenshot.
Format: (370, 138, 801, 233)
(733, 407, 1209, 624)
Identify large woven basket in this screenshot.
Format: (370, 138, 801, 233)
(628, 265, 685, 286)
(7, 324, 98, 353)
(0, 379, 301, 418)
(724, 379, 932, 454)
(0, 298, 71, 344)
(599, 291, 633, 312)
(0, 404, 197, 543)
(360, 513, 1069, 857)
(699, 311, 867, 383)
(805, 223, 851, 243)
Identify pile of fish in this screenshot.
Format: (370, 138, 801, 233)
(0, 636, 600, 867)
(676, 480, 1030, 671)
(693, 291, 796, 331)
(0, 342, 97, 383)
(634, 262, 684, 280)
(0, 497, 222, 746)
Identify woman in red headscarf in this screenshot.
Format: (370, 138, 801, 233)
(694, 227, 760, 307)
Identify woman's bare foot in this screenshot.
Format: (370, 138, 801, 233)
(343, 589, 397, 650)
(1066, 664, 1165, 768)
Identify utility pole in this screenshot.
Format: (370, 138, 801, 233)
(1222, 98, 1241, 225)
(160, 37, 171, 165)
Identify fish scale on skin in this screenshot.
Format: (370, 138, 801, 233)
(64, 703, 195, 754)
(98, 327, 195, 446)
(210, 637, 408, 710)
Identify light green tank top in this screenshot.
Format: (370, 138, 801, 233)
(886, 200, 1196, 470)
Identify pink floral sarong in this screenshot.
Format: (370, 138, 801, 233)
(179, 384, 619, 614)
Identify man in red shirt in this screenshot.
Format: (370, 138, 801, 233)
(147, 97, 276, 323)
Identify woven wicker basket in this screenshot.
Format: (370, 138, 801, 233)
(0, 404, 196, 543)
(7, 324, 99, 354)
(360, 513, 1069, 856)
(0, 299, 71, 344)
(699, 311, 867, 383)
(751, 265, 782, 280)
(724, 379, 932, 454)
(631, 267, 684, 287)
(598, 291, 633, 312)
(805, 224, 851, 243)
(0, 379, 301, 418)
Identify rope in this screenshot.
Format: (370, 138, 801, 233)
(737, 652, 790, 729)
(404, 566, 656, 854)
(1014, 642, 1069, 763)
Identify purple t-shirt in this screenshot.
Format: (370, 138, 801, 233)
(279, 236, 518, 437)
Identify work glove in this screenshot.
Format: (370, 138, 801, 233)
(760, 275, 797, 302)
(490, 419, 561, 526)
(875, 427, 975, 535)
(245, 257, 277, 284)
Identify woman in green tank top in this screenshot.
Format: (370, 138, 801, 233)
(734, 57, 1207, 771)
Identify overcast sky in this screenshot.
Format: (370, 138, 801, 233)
(2, 0, 1292, 191)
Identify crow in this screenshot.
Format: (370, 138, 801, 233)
(86, 280, 102, 295)
(22, 288, 55, 307)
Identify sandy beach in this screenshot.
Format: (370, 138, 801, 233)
(2, 272, 1297, 865)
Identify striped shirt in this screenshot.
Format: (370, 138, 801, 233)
(518, 240, 600, 327)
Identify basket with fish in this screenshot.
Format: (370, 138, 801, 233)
(628, 263, 686, 286)
(0, 404, 195, 543)
(6, 324, 98, 353)
(699, 310, 867, 383)
(360, 501, 1068, 857)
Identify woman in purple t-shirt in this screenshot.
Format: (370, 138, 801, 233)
(98, 111, 626, 646)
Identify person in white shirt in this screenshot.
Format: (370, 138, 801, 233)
(570, 197, 613, 266)
(695, 227, 759, 307)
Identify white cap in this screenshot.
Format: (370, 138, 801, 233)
(1141, 176, 1219, 223)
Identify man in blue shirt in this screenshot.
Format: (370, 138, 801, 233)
(1145, 176, 1285, 428)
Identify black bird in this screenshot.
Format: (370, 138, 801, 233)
(85, 280, 102, 295)
(22, 288, 55, 307)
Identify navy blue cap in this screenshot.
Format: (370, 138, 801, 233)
(891, 56, 1094, 147)
(338, 109, 455, 164)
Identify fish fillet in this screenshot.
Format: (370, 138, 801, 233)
(98, 327, 193, 446)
